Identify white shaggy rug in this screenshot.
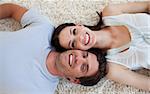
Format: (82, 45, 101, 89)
(0, 0, 150, 94)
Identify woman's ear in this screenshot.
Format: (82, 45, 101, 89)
(66, 77, 80, 84)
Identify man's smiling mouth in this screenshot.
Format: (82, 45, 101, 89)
(69, 53, 77, 67)
(69, 54, 73, 67)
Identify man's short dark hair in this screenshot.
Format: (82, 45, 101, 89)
(77, 48, 107, 86)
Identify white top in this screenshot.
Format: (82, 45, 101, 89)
(0, 8, 59, 94)
(103, 13, 150, 70)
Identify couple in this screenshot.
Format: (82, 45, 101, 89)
(0, 3, 106, 94)
(0, 1, 149, 94)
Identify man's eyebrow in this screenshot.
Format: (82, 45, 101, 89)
(68, 41, 71, 48)
(86, 63, 89, 74)
(85, 55, 89, 74)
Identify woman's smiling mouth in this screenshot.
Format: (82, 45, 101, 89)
(84, 32, 90, 45)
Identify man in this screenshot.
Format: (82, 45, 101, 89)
(0, 3, 106, 94)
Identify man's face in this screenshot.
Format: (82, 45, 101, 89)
(56, 50, 99, 78)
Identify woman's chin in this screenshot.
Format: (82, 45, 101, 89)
(82, 45, 93, 50)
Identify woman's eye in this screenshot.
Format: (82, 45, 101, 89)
(73, 29, 76, 35)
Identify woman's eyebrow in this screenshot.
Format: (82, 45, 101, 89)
(68, 28, 72, 48)
(70, 28, 72, 35)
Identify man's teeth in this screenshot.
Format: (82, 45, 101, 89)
(69, 54, 73, 66)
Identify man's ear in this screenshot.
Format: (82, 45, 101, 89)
(66, 77, 80, 84)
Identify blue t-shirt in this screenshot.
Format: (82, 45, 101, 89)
(0, 8, 59, 94)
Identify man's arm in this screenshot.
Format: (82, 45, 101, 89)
(0, 3, 27, 22)
(106, 63, 150, 91)
(102, 1, 150, 16)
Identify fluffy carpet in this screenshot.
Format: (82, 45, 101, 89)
(0, 0, 150, 94)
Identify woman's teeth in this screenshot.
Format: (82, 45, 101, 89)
(84, 33, 90, 45)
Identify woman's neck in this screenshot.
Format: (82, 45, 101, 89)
(93, 28, 114, 49)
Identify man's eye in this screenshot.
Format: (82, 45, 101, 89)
(83, 52, 88, 58)
(71, 41, 75, 48)
(81, 63, 88, 73)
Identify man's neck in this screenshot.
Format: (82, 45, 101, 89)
(46, 51, 62, 76)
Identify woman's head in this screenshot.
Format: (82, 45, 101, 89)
(58, 24, 97, 50)
(51, 12, 104, 52)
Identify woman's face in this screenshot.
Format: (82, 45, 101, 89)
(58, 25, 96, 50)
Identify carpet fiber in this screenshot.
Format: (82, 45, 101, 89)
(0, 0, 149, 94)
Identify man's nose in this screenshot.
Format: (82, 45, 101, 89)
(76, 56, 85, 64)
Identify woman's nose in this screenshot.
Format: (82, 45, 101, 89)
(76, 34, 83, 45)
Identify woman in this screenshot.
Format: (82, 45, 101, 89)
(51, 1, 150, 91)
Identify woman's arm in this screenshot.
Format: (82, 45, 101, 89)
(102, 1, 150, 17)
(0, 3, 27, 22)
(106, 63, 150, 91)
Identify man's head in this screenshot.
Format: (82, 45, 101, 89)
(55, 49, 107, 86)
